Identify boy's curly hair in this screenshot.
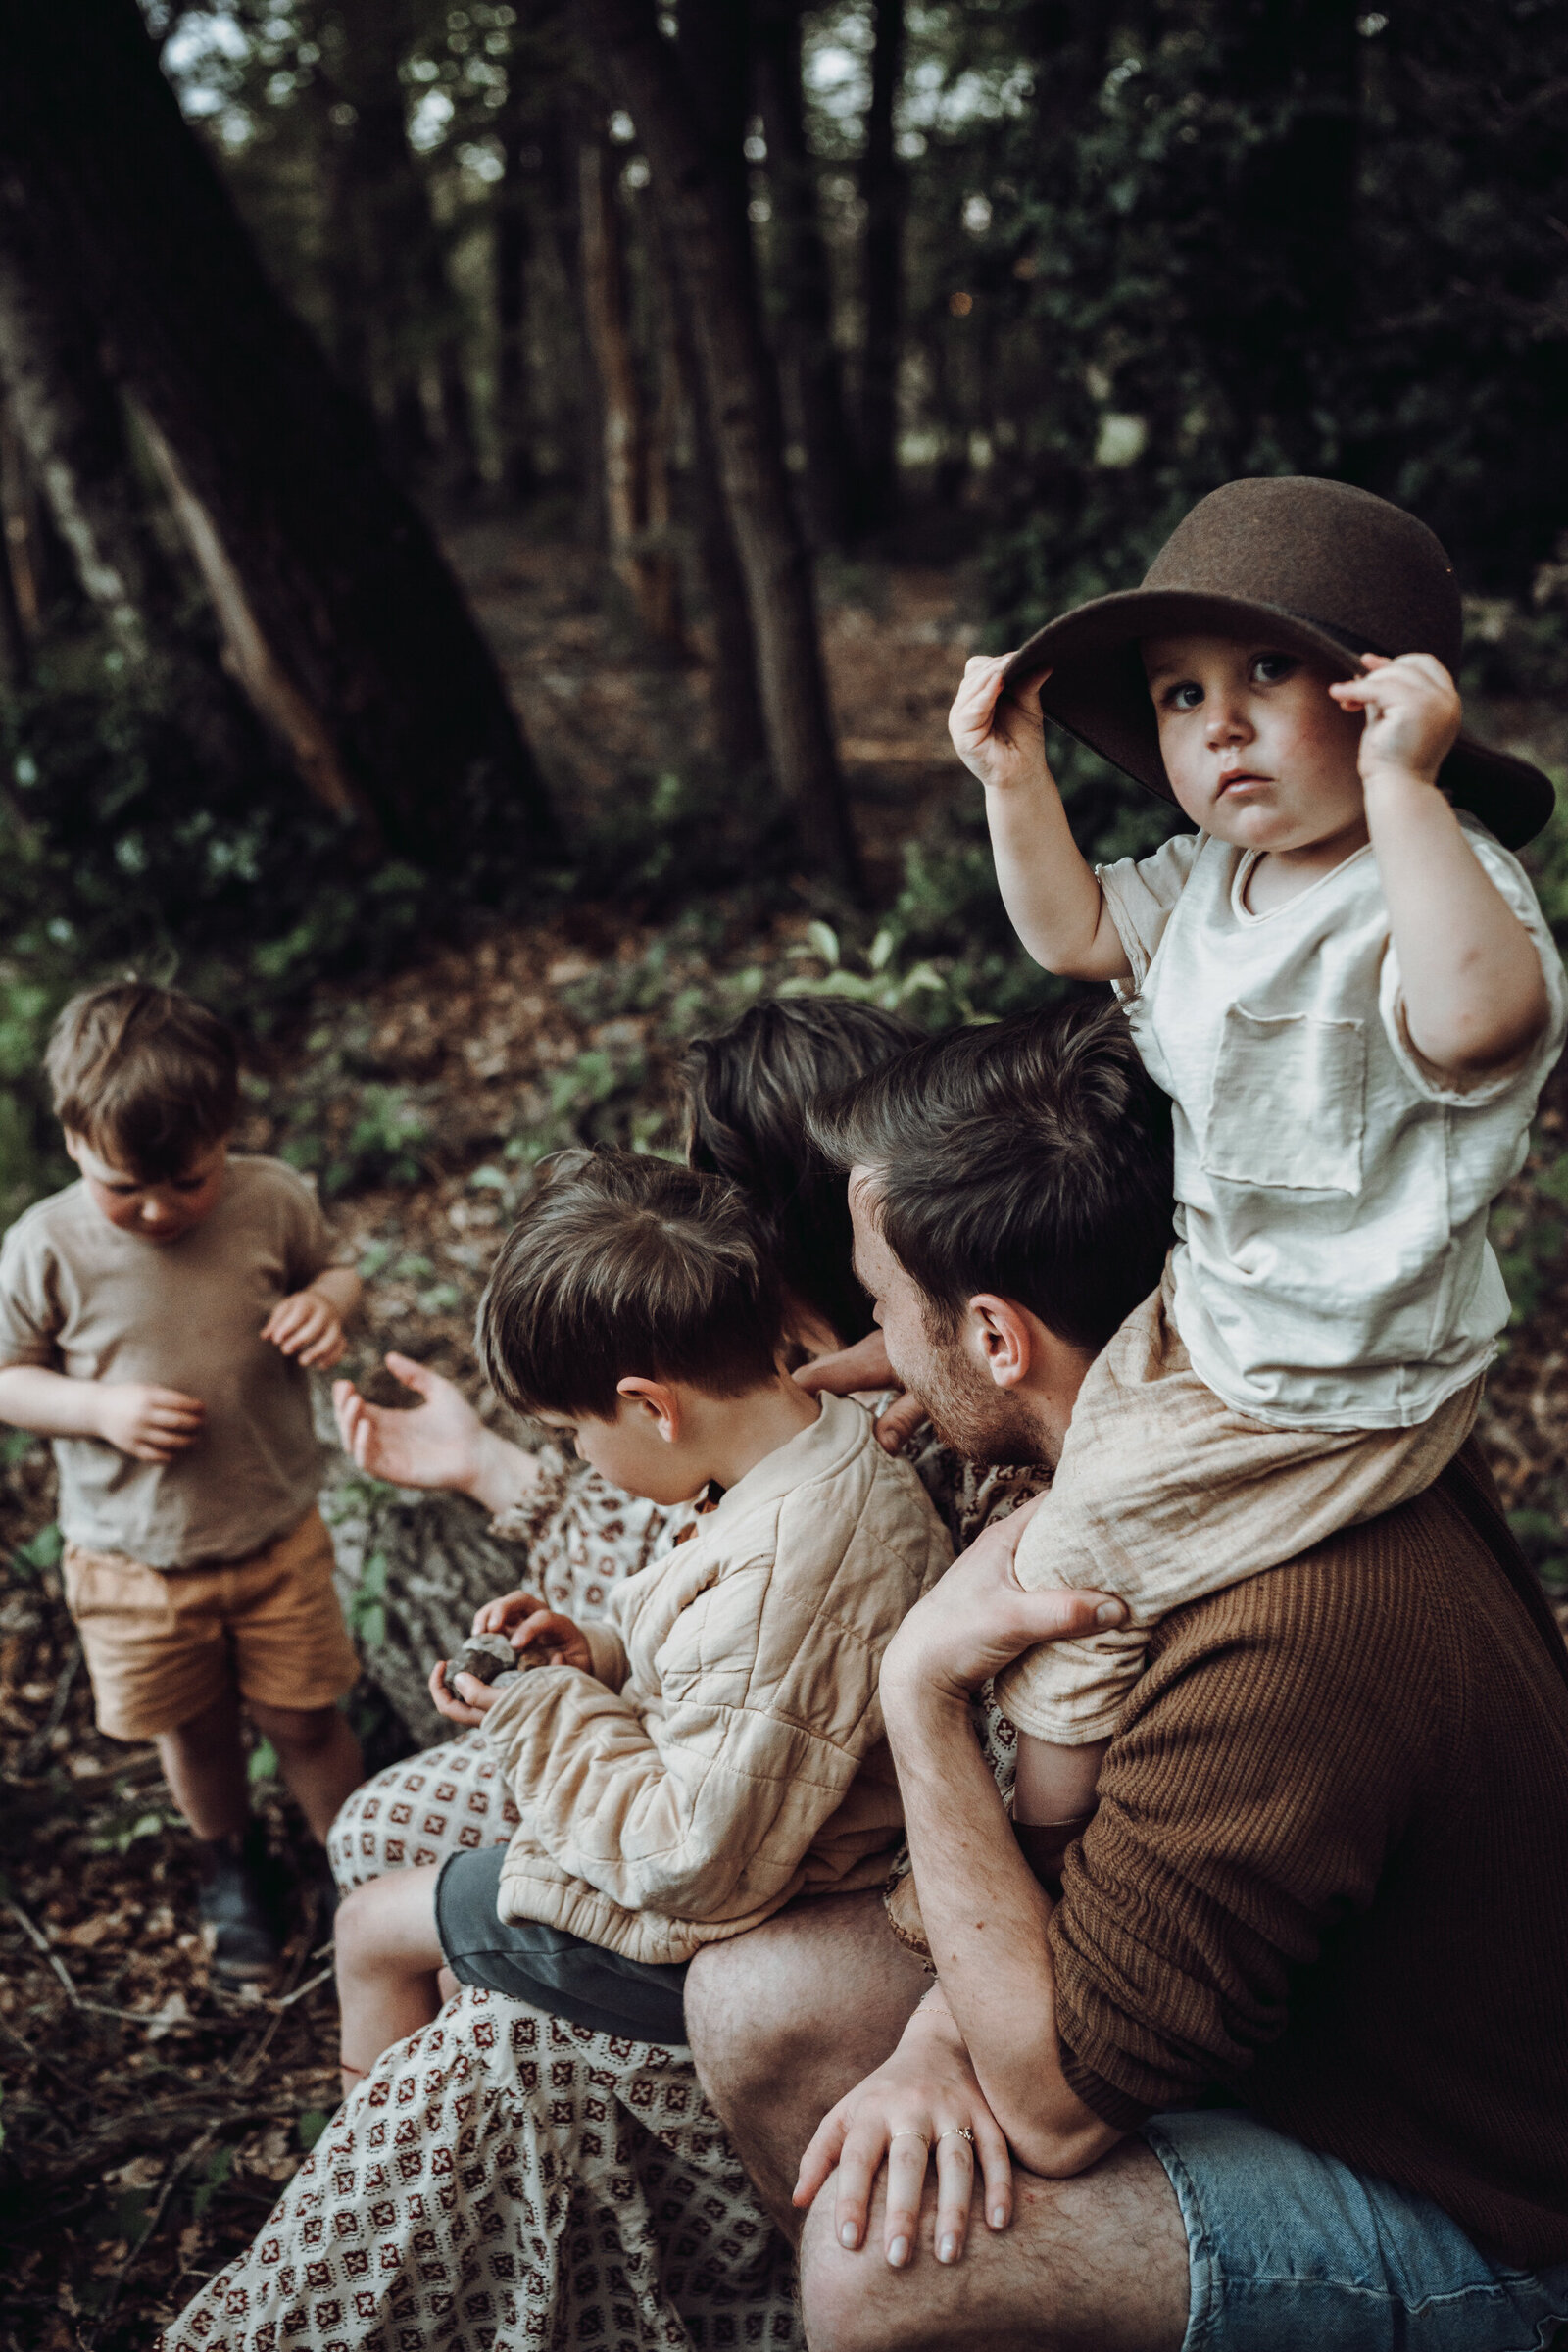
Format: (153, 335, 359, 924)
(476, 1147, 784, 1421)
(46, 982, 240, 1182)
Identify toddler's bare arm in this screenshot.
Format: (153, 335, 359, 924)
(950, 655, 1131, 983)
(1333, 654, 1549, 1075)
(0, 1363, 203, 1462)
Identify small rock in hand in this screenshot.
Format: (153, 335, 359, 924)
(442, 1630, 531, 1698)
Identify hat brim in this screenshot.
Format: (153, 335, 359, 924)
(1004, 586, 1555, 853)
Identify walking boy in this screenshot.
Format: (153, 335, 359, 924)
(0, 983, 365, 1982)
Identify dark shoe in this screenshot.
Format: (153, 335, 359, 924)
(197, 1831, 283, 1986)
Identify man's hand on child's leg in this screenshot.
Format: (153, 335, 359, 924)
(263, 1287, 346, 1369)
(95, 1380, 204, 1462)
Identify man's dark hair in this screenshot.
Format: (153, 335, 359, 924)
(684, 997, 921, 1347)
(46, 982, 240, 1182)
(811, 1001, 1174, 1351)
(476, 1148, 784, 1420)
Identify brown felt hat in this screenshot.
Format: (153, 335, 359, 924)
(1004, 475, 1555, 850)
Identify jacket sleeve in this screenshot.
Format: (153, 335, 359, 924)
(480, 1517, 913, 1922)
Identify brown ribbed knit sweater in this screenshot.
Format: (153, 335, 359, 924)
(1051, 1446, 1568, 2268)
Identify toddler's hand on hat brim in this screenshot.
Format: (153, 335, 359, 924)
(949, 654, 1053, 791)
(1329, 652, 1461, 791)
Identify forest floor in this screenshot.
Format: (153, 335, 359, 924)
(2, 536, 1566, 2351)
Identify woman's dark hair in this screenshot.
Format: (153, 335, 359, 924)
(683, 997, 922, 1347)
(810, 999, 1175, 1352)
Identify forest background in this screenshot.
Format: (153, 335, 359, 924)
(1, 1, 1567, 2344)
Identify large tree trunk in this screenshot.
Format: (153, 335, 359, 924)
(579, 0, 858, 886)
(858, 0, 906, 532)
(0, 173, 320, 812)
(753, 0, 857, 549)
(578, 134, 684, 649)
(0, 409, 31, 691)
(495, 101, 540, 504)
(0, 0, 558, 881)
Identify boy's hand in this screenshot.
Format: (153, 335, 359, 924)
(262, 1286, 346, 1370)
(1329, 653, 1461, 792)
(949, 655, 1052, 792)
(471, 1589, 546, 1640)
(514, 1610, 593, 1674)
(429, 1656, 501, 1726)
(94, 1382, 205, 1463)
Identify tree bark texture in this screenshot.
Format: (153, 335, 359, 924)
(0, 409, 32, 690)
(578, 136, 684, 649)
(578, 0, 858, 885)
(0, 174, 304, 805)
(0, 0, 559, 881)
(858, 0, 906, 531)
(754, 0, 857, 548)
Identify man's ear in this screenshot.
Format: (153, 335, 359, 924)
(616, 1376, 682, 1444)
(967, 1294, 1035, 1391)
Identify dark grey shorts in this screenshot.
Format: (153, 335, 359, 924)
(434, 1842, 690, 2045)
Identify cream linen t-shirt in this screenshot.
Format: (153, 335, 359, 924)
(0, 1154, 350, 1566)
(1098, 814, 1568, 1428)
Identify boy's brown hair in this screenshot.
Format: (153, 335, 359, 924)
(476, 1148, 783, 1421)
(46, 982, 240, 1182)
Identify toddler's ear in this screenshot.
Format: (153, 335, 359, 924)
(616, 1376, 682, 1444)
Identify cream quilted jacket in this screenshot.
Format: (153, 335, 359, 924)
(481, 1391, 953, 1965)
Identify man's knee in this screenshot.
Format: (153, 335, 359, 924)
(798, 2185, 944, 2352)
(685, 1917, 808, 2112)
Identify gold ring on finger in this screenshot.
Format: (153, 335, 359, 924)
(888, 2130, 930, 2149)
(936, 2127, 975, 2147)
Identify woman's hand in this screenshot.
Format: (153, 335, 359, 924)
(949, 654, 1052, 793)
(795, 1993, 1013, 2269)
(881, 1497, 1124, 1713)
(333, 1353, 489, 1494)
(794, 1332, 926, 1454)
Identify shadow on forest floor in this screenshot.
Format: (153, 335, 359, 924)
(2, 544, 1567, 2349)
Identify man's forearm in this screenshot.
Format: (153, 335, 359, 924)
(885, 1679, 1121, 2177)
(0, 1363, 104, 1440)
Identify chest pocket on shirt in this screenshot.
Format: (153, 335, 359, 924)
(1200, 1006, 1366, 1194)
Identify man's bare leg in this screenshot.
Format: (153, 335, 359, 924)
(684, 1889, 929, 2230)
(799, 2138, 1190, 2352)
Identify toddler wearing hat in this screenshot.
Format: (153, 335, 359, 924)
(949, 476, 1567, 1843)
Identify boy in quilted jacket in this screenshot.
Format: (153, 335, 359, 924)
(331, 1147, 950, 2086)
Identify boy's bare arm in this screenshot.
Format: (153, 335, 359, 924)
(0, 1363, 204, 1462)
(950, 656, 1132, 983)
(1333, 654, 1550, 1076)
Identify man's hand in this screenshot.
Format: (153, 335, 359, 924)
(795, 1991, 1013, 2269)
(881, 1497, 1124, 1712)
(795, 1332, 926, 1454)
(949, 655, 1052, 793)
(263, 1286, 347, 1370)
(1330, 652, 1461, 791)
(93, 1381, 205, 1463)
(514, 1609, 592, 1673)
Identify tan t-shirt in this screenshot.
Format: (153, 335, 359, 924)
(0, 1154, 350, 1568)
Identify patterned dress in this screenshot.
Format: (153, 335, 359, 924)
(176, 1426, 1046, 2352)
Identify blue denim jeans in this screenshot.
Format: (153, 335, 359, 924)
(1143, 2109, 1568, 2352)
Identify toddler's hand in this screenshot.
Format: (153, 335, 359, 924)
(263, 1287, 346, 1371)
(949, 655, 1052, 792)
(514, 1610, 593, 1674)
(471, 1589, 547, 1640)
(1329, 653, 1461, 792)
(94, 1382, 205, 1463)
(429, 1656, 500, 1726)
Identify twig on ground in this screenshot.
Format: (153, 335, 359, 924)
(80, 2121, 221, 2350)
(5, 1891, 83, 2006)
(18, 1646, 80, 1774)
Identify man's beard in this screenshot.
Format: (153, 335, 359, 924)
(908, 1343, 1049, 1470)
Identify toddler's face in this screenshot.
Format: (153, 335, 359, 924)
(1143, 633, 1368, 857)
(538, 1395, 709, 1508)
(66, 1133, 230, 1245)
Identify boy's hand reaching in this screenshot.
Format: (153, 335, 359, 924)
(949, 655, 1052, 792)
(263, 1286, 347, 1371)
(1330, 652, 1461, 792)
(94, 1381, 204, 1463)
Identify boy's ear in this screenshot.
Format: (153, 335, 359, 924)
(63, 1132, 86, 1170)
(616, 1376, 682, 1444)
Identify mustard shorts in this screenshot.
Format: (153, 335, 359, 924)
(62, 1505, 359, 1741)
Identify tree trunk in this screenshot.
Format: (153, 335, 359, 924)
(0, 0, 558, 881)
(0, 407, 31, 690)
(0, 172, 315, 809)
(858, 0, 906, 532)
(579, 0, 858, 886)
(753, 0, 857, 548)
(578, 134, 684, 649)
(321, 1467, 523, 1746)
(495, 104, 539, 504)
